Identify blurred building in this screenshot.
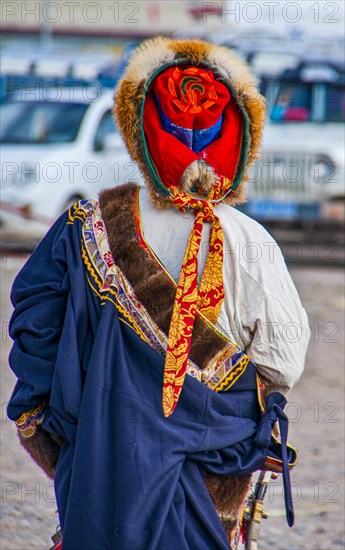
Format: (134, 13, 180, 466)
(1, 0, 223, 41)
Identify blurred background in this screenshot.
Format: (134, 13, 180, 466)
(1, 1, 344, 549)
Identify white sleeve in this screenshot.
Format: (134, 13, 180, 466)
(244, 273, 311, 392)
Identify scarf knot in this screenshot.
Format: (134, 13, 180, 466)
(170, 192, 215, 223)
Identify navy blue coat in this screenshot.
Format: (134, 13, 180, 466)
(7, 207, 294, 549)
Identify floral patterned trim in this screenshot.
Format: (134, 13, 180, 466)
(67, 200, 92, 225)
(15, 403, 46, 438)
(212, 356, 251, 393)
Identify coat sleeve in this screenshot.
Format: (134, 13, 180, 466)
(7, 213, 71, 477)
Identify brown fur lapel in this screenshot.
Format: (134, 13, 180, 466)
(206, 474, 252, 540)
(18, 426, 62, 479)
(99, 183, 252, 542)
(99, 183, 230, 369)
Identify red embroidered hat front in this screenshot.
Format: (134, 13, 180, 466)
(153, 66, 230, 129)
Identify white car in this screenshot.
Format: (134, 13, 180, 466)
(243, 60, 345, 223)
(1, 87, 143, 239)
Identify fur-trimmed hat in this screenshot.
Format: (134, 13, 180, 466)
(114, 36, 266, 207)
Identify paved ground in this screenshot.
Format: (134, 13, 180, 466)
(1, 255, 344, 550)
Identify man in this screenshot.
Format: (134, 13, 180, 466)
(7, 38, 310, 549)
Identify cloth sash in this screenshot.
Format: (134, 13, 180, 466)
(256, 392, 294, 527)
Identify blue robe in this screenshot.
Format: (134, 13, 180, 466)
(7, 204, 294, 550)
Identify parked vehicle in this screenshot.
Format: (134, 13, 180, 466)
(240, 59, 345, 224)
(0, 87, 143, 238)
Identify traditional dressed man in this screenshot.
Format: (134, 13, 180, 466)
(7, 38, 310, 549)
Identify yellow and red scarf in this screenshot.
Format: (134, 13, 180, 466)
(163, 178, 234, 416)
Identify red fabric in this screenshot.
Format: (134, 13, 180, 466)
(143, 93, 197, 188)
(143, 90, 243, 191)
(199, 96, 244, 181)
(153, 66, 230, 129)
